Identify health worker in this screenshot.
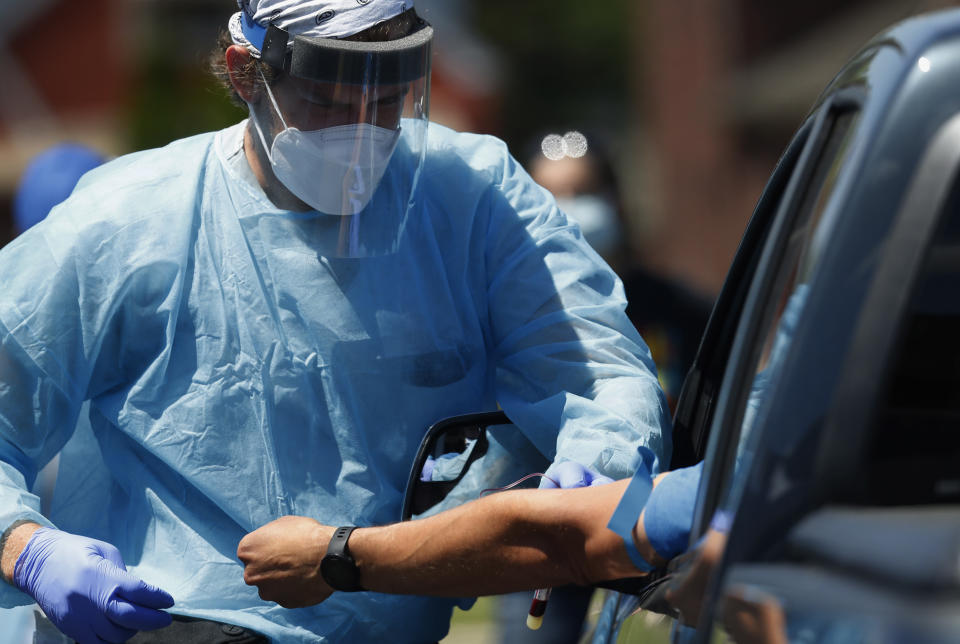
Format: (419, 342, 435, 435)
(0, 1, 670, 642)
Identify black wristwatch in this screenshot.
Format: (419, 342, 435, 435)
(320, 526, 366, 592)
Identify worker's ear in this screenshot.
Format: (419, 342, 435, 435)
(225, 44, 260, 104)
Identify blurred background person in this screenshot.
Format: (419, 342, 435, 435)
(13, 143, 106, 234)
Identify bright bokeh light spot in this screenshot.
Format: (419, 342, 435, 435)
(542, 131, 590, 160)
(918, 57, 931, 73)
(563, 131, 589, 158)
(541, 134, 566, 161)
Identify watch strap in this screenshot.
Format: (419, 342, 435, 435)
(322, 526, 366, 592)
(328, 526, 356, 556)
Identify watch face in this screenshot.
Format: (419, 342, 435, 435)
(321, 553, 359, 591)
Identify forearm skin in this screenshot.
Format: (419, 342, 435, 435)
(1, 521, 42, 583)
(351, 480, 654, 596)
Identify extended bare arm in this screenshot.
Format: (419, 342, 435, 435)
(238, 479, 664, 608)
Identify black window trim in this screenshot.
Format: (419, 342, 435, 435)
(671, 120, 814, 470)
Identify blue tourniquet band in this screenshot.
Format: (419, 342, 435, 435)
(643, 461, 703, 560)
(606, 462, 655, 573)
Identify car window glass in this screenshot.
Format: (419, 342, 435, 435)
(684, 106, 862, 644)
(721, 109, 862, 511)
(701, 127, 960, 644)
(598, 125, 819, 644)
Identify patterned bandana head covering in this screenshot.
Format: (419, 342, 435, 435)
(229, 0, 415, 55)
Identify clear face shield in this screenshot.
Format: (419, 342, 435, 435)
(244, 15, 432, 257)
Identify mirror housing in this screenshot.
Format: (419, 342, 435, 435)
(401, 411, 511, 522)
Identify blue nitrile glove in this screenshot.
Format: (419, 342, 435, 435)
(420, 455, 437, 482)
(541, 460, 614, 489)
(642, 461, 704, 560)
(14, 527, 174, 644)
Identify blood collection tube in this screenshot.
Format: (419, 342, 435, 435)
(526, 587, 552, 630)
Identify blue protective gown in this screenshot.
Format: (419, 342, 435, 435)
(0, 121, 669, 642)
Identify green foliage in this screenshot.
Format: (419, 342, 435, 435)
(125, 13, 245, 152)
(126, 49, 244, 151)
(471, 0, 635, 151)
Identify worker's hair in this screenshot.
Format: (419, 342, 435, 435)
(209, 8, 423, 107)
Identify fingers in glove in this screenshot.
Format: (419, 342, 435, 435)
(544, 461, 613, 489)
(88, 539, 127, 571)
(590, 473, 614, 486)
(92, 616, 138, 643)
(106, 597, 173, 632)
(101, 569, 174, 630)
(112, 571, 174, 610)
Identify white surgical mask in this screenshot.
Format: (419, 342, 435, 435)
(251, 81, 401, 216)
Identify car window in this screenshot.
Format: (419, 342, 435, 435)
(593, 117, 819, 644)
(700, 106, 862, 528)
(645, 102, 864, 644)
(731, 110, 860, 474)
(602, 105, 861, 644)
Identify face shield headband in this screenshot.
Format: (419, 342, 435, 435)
(240, 11, 433, 86)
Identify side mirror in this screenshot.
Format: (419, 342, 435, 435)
(402, 410, 537, 521)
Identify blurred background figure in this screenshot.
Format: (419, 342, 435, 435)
(0, 0, 129, 242)
(530, 131, 625, 266)
(528, 131, 713, 411)
(13, 143, 105, 234)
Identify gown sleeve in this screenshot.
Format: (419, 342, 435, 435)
(483, 147, 671, 481)
(0, 215, 90, 606)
